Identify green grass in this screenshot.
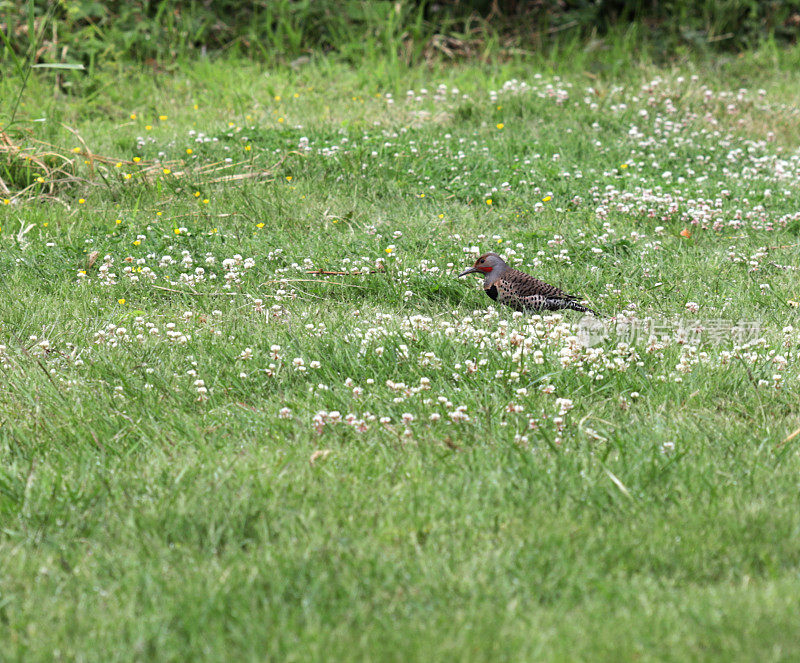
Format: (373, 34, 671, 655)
(2, 49, 800, 661)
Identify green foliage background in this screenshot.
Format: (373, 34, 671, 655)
(2, 0, 800, 68)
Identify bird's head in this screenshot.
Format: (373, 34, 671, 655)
(458, 252, 506, 278)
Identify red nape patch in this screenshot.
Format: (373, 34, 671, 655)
(477, 266, 493, 273)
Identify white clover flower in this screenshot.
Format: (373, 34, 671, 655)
(555, 398, 574, 415)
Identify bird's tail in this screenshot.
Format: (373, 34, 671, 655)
(566, 300, 606, 317)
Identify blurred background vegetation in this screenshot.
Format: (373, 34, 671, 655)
(1, 0, 800, 71)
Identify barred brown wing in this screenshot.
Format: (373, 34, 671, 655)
(505, 269, 579, 301)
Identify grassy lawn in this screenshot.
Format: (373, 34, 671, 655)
(2, 49, 800, 661)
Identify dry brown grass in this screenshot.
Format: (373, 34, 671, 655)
(0, 126, 298, 204)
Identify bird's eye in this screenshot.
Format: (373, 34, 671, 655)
(479, 258, 485, 264)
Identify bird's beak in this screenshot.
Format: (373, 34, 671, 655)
(458, 266, 478, 278)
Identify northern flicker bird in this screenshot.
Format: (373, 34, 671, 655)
(458, 252, 599, 315)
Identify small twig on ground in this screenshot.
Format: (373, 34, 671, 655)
(304, 269, 383, 275)
(775, 426, 800, 451)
